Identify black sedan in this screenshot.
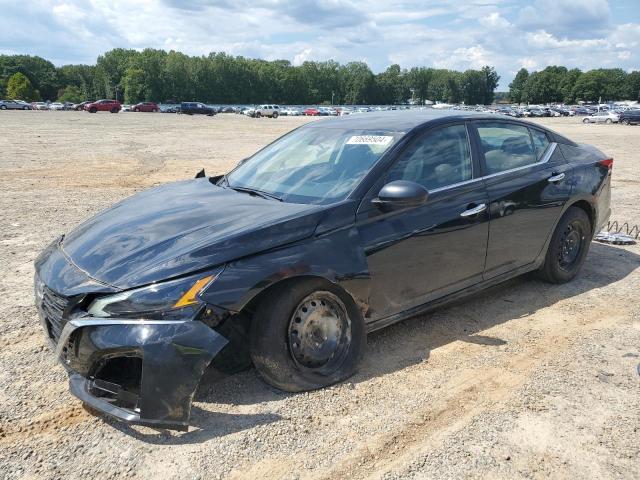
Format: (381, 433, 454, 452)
(619, 110, 640, 125)
(35, 110, 612, 430)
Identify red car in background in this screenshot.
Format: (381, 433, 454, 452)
(133, 102, 160, 112)
(84, 99, 121, 113)
(303, 107, 320, 116)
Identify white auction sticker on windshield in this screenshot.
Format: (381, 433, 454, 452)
(346, 135, 393, 145)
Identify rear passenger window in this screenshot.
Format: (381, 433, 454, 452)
(388, 124, 472, 190)
(530, 129, 550, 159)
(476, 123, 536, 175)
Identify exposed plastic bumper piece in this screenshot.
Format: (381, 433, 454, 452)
(57, 318, 229, 430)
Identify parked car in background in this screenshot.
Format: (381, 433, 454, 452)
(179, 102, 216, 116)
(280, 107, 301, 116)
(582, 111, 619, 124)
(84, 99, 121, 113)
(619, 110, 640, 125)
(34, 110, 612, 430)
(0, 99, 32, 110)
(73, 101, 91, 111)
(49, 102, 65, 111)
(32, 102, 49, 110)
(132, 102, 159, 112)
(219, 106, 236, 113)
(303, 107, 320, 116)
(255, 105, 280, 118)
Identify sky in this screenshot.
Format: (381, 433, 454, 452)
(1, 0, 639, 88)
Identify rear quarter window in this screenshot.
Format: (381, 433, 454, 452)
(530, 129, 550, 159)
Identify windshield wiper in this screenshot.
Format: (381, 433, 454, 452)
(228, 185, 283, 202)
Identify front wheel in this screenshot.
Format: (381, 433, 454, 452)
(621, 119, 630, 125)
(0, 105, 6, 110)
(110, 108, 119, 113)
(538, 207, 591, 284)
(272, 112, 278, 118)
(250, 279, 366, 392)
(89, 107, 97, 113)
(605, 118, 612, 124)
(582, 118, 589, 123)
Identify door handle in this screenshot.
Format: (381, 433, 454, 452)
(460, 203, 487, 217)
(548, 172, 565, 183)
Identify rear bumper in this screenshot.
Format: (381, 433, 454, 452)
(55, 317, 229, 430)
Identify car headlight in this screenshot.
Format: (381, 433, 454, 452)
(87, 272, 218, 319)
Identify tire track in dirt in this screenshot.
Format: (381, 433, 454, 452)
(314, 309, 625, 480)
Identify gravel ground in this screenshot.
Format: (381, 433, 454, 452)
(0, 111, 638, 480)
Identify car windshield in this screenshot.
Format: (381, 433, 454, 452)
(224, 127, 403, 204)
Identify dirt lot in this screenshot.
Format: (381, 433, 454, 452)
(0, 111, 638, 480)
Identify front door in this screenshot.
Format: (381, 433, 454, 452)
(357, 123, 490, 322)
(473, 121, 573, 279)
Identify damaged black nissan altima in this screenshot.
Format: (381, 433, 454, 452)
(35, 110, 612, 430)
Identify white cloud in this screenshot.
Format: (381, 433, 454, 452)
(0, 0, 638, 89)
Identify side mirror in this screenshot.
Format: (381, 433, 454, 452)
(372, 180, 429, 212)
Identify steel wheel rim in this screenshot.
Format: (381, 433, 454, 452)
(288, 291, 351, 372)
(559, 221, 583, 268)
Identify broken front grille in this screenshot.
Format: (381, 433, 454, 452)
(41, 286, 70, 343)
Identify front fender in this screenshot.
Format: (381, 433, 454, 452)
(199, 225, 371, 316)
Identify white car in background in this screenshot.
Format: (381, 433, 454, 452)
(49, 102, 65, 110)
(280, 107, 301, 116)
(32, 102, 49, 110)
(582, 111, 619, 124)
(255, 104, 280, 118)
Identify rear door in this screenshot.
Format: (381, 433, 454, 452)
(472, 120, 572, 279)
(357, 122, 490, 321)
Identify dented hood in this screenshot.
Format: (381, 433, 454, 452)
(62, 178, 324, 289)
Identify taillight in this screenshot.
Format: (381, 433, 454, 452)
(598, 158, 613, 169)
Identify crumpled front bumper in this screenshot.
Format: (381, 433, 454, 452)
(55, 317, 229, 431)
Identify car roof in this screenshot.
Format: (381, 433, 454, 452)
(304, 109, 497, 132)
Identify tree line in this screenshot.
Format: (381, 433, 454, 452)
(0, 49, 499, 105)
(2, 49, 637, 106)
(509, 66, 640, 104)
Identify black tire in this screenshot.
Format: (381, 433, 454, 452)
(133, 108, 139, 112)
(582, 117, 589, 123)
(89, 107, 97, 113)
(152, 108, 158, 113)
(255, 112, 261, 118)
(250, 278, 366, 392)
(538, 207, 592, 284)
(110, 108, 118, 113)
(0, 105, 6, 110)
(23, 106, 29, 110)
(621, 119, 629, 125)
(272, 112, 278, 118)
(605, 118, 612, 124)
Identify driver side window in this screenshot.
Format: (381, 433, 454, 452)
(388, 124, 472, 190)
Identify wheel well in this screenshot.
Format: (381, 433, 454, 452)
(241, 275, 342, 317)
(568, 200, 595, 234)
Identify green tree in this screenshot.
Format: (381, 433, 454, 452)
(509, 68, 529, 103)
(481, 66, 500, 104)
(123, 68, 146, 103)
(57, 85, 84, 103)
(6, 72, 40, 101)
(624, 71, 640, 101)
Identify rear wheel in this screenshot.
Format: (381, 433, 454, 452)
(23, 106, 29, 110)
(110, 108, 119, 113)
(250, 279, 366, 392)
(538, 207, 591, 284)
(255, 112, 261, 118)
(272, 112, 279, 118)
(582, 117, 589, 123)
(605, 118, 612, 124)
(133, 107, 139, 112)
(89, 107, 97, 113)
(621, 119, 630, 125)
(0, 105, 6, 110)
